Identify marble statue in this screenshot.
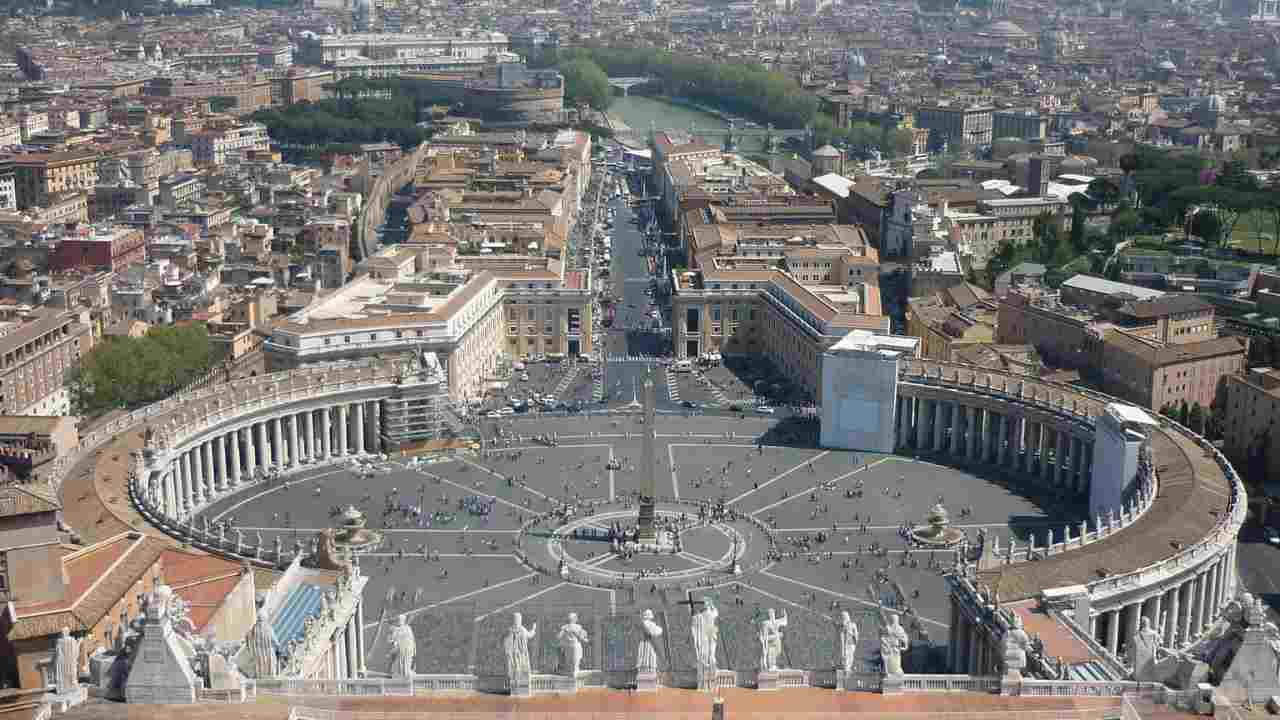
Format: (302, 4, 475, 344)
(557, 612, 589, 675)
(53, 627, 81, 695)
(1129, 616, 1161, 681)
(1002, 614, 1031, 679)
(386, 614, 416, 678)
(839, 611, 859, 673)
(879, 612, 910, 676)
(691, 597, 719, 673)
(638, 609, 663, 674)
(758, 608, 788, 671)
(505, 612, 537, 677)
(246, 606, 279, 678)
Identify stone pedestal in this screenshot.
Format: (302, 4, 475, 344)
(636, 670, 658, 692)
(46, 686, 87, 712)
(510, 671, 531, 697)
(1000, 673, 1021, 696)
(756, 670, 779, 691)
(881, 673, 904, 695)
(697, 667, 717, 692)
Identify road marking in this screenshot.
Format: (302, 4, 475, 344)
(609, 445, 616, 502)
(362, 552, 514, 559)
(728, 451, 832, 505)
(366, 572, 537, 628)
(679, 550, 719, 566)
(759, 570, 948, 629)
(421, 470, 529, 515)
(667, 444, 679, 499)
(735, 581, 833, 621)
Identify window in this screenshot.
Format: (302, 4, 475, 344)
(324, 338, 331, 345)
(344, 335, 351, 343)
(527, 308, 536, 321)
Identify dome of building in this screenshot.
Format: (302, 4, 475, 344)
(813, 144, 842, 157)
(985, 20, 1029, 37)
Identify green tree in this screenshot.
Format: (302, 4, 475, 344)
(558, 57, 613, 112)
(1189, 210, 1222, 245)
(66, 324, 219, 417)
(1189, 402, 1205, 435)
(209, 96, 237, 113)
(1178, 400, 1190, 426)
(1111, 207, 1141, 241)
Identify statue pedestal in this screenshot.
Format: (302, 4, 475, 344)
(46, 686, 86, 712)
(697, 667, 717, 692)
(636, 670, 658, 692)
(881, 673, 904, 695)
(756, 670, 779, 691)
(1000, 672, 1022, 696)
(510, 671, 532, 697)
(837, 670, 860, 691)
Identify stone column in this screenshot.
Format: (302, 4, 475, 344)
(269, 417, 282, 466)
(965, 405, 979, 461)
(967, 624, 980, 674)
(301, 410, 314, 461)
(289, 414, 301, 468)
(214, 434, 227, 492)
(321, 407, 333, 459)
(932, 400, 945, 452)
(1197, 570, 1212, 637)
(1165, 585, 1180, 646)
(369, 401, 380, 453)
(949, 604, 961, 671)
(229, 429, 242, 487)
(201, 441, 215, 501)
(1106, 608, 1121, 656)
(981, 411, 994, 463)
(354, 402, 366, 455)
(1023, 421, 1037, 475)
(948, 402, 962, 456)
(345, 617, 358, 679)
(1040, 426, 1054, 484)
(1178, 580, 1194, 645)
(1148, 592, 1163, 634)
(338, 404, 349, 456)
(897, 397, 910, 450)
(245, 426, 258, 479)
(1056, 432, 1070, 486)
(355, 600, 366, 675)
(1070, 436, 1083, 491)
(1124, 602, 1140, 660)
(1204, 563, 1219, 629)
(167, 466, 180, 517)
(180, 452, 193, 509)
(997, 415, 1009, 466)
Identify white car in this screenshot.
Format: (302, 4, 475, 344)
(497, 407, 516, 416)
(755, 406, 776, 414)
(520, 372, 530, 382)
(486, 410, 502, 418)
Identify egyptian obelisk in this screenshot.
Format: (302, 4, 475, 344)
(637, 370, 657, 544)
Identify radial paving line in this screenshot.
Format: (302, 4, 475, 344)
(727, 450, 832, 505)
(750, 458, 892, 516)
(475, 582, 570, 622)
(366, 572, 537, 628)
(759, 570, 948, 629)
(208, 467, 350, 521)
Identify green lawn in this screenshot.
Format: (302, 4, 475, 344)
(1229, 209, 1279, 255)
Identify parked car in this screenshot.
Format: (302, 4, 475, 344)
(1267, 527, 1280, 545)
(755, 405, 776, 414)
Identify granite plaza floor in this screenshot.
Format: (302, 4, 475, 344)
(199, 413, 1085, 678)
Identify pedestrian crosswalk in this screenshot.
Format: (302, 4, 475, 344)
(700, 372, 732, 406)
(592, 373, 605, 403)
(665, 367, 681, 403)
(553, 366, 580, 397)
(607, 354, 663, 363)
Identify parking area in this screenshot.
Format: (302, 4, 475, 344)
(480, 358, 599, 416)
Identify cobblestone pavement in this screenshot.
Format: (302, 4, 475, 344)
(197, 414, 1084, 677)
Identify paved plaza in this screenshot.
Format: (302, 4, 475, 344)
(199, 413, 1084, 680)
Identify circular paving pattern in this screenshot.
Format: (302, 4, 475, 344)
(193, 414, 1085, 675)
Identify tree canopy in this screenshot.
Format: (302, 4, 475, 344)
(66, 323, 220, 417)
(543, 46, 818, 129)
(558, 57, 613, 112)
(250, 92, 431, 149)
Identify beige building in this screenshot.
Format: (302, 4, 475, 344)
(906, 282, 997, 360)
(1223, 368, 1280, 485)
(998, 280, 1247, 411)
(0, 310, 93, 416)
(915, 104, 994, 148)
(671, 268, 888, 401)
(11, 149, 99, 209)
(264, 252, 593, 403)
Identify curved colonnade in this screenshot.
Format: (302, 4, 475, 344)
(39, 355, 1246, 684)
(892, 359, 1245, 672)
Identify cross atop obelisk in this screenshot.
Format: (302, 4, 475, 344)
(637, 368, 658, 544)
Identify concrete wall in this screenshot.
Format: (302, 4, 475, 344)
(820, 345, 901, 452)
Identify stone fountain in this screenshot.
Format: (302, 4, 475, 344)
(910, 502, 965, 547)
(313, 506, 384, 570)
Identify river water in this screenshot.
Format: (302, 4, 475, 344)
(607, 95, 729, 137)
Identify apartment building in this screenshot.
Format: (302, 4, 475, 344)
(264, 253, 593, 402)
(1222, 367, 1280, 485)
(915, 104, 994, 148)
(671, 269, 889, 401)
(191, 123, 270, 166)
(906, 282, 998, 360)
(0, 119, 21, 149)
(997, 278, 1247, 411)
(50, 226, 147, 274)
(0, 309, 92, 416)
(946, 196, 1072, 269)
(11, 149, 100, 209)
(0, 161, 14, 211)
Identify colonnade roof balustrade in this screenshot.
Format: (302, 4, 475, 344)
(898, 359, 1245, 604)
(46, 358, 407, 546)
